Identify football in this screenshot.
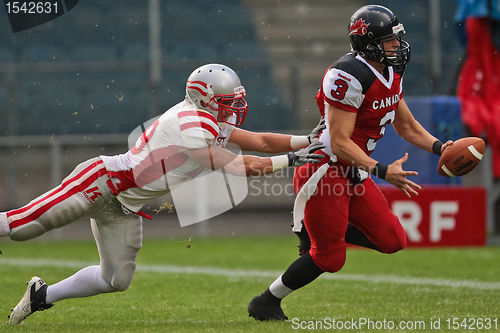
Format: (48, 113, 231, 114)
(438, 137, 485, 177)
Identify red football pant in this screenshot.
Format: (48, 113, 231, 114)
(293, 161, 407, 273)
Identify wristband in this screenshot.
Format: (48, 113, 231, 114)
(270, 155, 289, 172)
(432, 140, 443, 156)
(371, 163, 388, 180)
(290, 135, 310, 149)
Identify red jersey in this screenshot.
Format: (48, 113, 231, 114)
(317, 53, 404, 161)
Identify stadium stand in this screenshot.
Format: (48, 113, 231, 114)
(0, 0, 289, 136)
(0, 0, 463, 136)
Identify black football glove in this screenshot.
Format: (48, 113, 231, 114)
(287, 141, 325, 166)
(307, 117, 326, 144)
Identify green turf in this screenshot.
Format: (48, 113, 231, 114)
(0, 236, 499, 332)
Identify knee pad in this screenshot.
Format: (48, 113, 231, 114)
(10, 222, 46, 241)
(310, 248, 346, 273)
(110, 261, 136, 292)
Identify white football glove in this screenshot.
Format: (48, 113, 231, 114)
(288, 141, 325, 166)
(307, 117, 326, 144)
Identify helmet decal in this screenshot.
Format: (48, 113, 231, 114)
(349, 18, 370, 36)
(392, 23, 404, 35)
(186, 80, 209, 97)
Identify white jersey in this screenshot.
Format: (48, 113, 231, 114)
(100, 99, 234, 212)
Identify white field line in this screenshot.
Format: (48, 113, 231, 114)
(2, 257, 500, 291)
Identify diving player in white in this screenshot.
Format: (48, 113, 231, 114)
(0, 64, 325, 324)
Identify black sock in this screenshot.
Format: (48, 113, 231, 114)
(345, 224, 381, 252)
(281, 252, 324, 290)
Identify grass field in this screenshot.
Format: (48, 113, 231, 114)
(0, 236, 499, 332)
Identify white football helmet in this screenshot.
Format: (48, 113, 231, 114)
(185, 64, 248, 126)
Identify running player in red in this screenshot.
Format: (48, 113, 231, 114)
(248, 5, 453, 321)
(0, 64, 325, 324)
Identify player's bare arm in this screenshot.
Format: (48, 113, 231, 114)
(393, 98, 453, 154)
(184, 145, 270, 176)
(228, 117, 325, 153)
(328, 104, 378, 170)
(329, 104, 421, 197)
(229, 128, 297, 153)
(184, 143, 324, 177)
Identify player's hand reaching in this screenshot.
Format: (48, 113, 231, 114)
(385, 153, 421, 198)
(288, 141, 325, 166)
(307, 117, 326, 144)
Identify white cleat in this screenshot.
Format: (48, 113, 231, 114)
(8, 276, 53, 325)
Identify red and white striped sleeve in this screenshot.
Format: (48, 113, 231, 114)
(177, 110, 220, 148)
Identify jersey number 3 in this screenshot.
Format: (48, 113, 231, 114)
(366, 110, 396, 152)
(331, 79, 348, 100)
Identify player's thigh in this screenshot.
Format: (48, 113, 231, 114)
(303, 170, 350, 267)
(8, 158, 108, 240)
(91, 201, 143, 291)
(348, 178, 406, 251)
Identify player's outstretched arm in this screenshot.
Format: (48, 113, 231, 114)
(393, 98, 454, 155)
(184, 142, 324, 176)
(228, 117, 325, 153)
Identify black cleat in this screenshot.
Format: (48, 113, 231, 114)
(248, 294, 288, 321)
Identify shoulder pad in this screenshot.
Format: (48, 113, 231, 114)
(178, 110, 220, 148)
